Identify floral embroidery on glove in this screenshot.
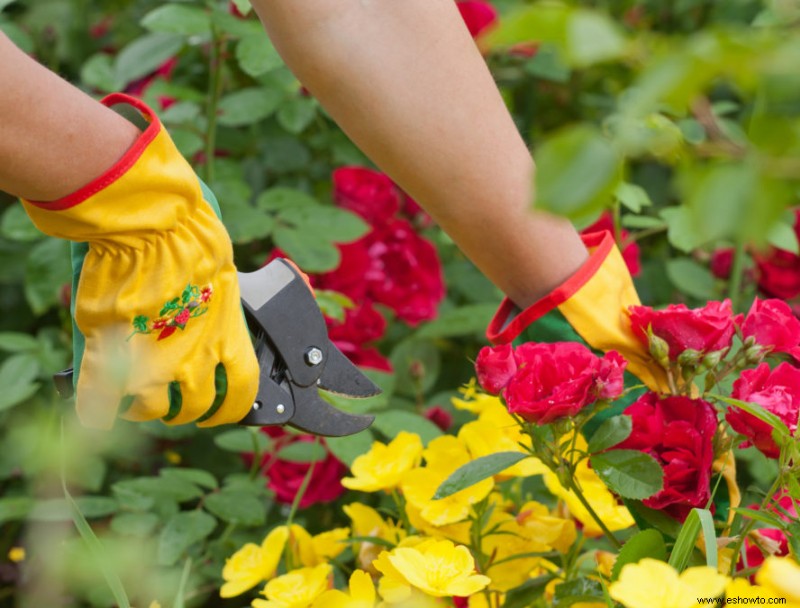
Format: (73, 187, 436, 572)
(129, 284, 213, 341)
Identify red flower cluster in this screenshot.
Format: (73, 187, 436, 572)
(711, 209, 800, 303)
(475, 342, 626, 424)
(628, 299, 741, 360)
(741, 298, 800, 359)
(249, 428, 348, 509)
(727, 362, 800, 459)
(617, 393, 718, 521)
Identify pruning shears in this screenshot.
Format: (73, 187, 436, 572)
(53, 258, 379, 437)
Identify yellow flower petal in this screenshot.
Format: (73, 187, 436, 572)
(756, 557, 800, 603)
(261, 564, 332, 608)
(342, 432, 423, 493)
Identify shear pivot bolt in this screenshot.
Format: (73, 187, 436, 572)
(305, 347, 323, 366)
(276, 404, 285, 414)
(252, 401, 262, 411)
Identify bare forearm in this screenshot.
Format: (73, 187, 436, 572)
(0, 32, 139, 202)
(251, 0, 587, 306)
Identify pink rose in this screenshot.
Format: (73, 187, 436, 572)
(629, 299, 741, 360)
(504, 342, 626, 424)
(332, 167, 400, 227)
(254, 428, 347, 509)
(456, 0, 498, 38)
(581, 214, 641, 277)
(363, 219, 445, 326)
(741, 298, 800, 355)
(475, 344, 517, 395)
(726, 362, 800, 459)
(617, 393, 718, 521)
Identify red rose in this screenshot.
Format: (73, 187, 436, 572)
(475, 344, 517, 395)
(328, 301, 386, 347)
(424, 406, 453, 432)
(710, 248, 734, 279)
(617, 393, 717, 521)
(726, 362, 800, 459)
(456, 0, 498, 38)
(332, 167, 400, 227)
(363, 218, 445, 326)
(504, 342, 626, 424)
(255, 428, 347, 509)
(741, 298, 800, 356)
(316, 240, 373, 301)
(581, 214, 641, 277)
(335, 343, 392, 372)
(629, 299, 741, 360)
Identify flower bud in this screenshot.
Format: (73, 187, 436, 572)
(677, 349, 701, 369)
(745, 344, 765, 364)
(700, 350, 724, 372)
(648, 332, 670, 368)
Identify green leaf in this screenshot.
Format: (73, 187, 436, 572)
(0, 496, 33, 525)
(276, 441, 328, 463)
(390, 339, 441, 398)
(277, 97, 317, 134)
(553, 577, 605, 608)
(256, 187, 318, 211)
(161, 468, 218, 490)
(61, 483, 130, 608)
(315, 290, 354, 323)
(115, 33, 185, 86)
(589, 449, 664, 500)
(326, 432, 375, 467)
(236, 33, 283, 77)
(2, 204, 43, 242)
(615, 182, 653, 213)
(502, 575, 556, 608)
(624, 500, 682, 539)
(525, 45, 571, 83)
(535, 125, 621, 223)
(668, 508, 717, 571)
(0, 21, 34, 54)
(622, 215, 667, 230)
(217, 87, 284, 127)
(611, 529, 667, 581)
(414, 304, 498, 339)
(111, 512, 160, 537)
(273, 227, 340, 272)
(214, 428, 272, 453)
(0, 332, 39, 352)
(112, 476, 204, 503)
(220, 204, 275, 244)
(666, 258, 717, 300)
(277, 205, 370, 244)
(587, 415, 632, 454)
(80, 53, 123, 93)
(230, 0, 252, 16)
(204, 491, 267, 526)
(566, 10, 626, 67)
(0, 354, 41, 412)
(25, 237, 71, 315)
(157, 511, 217, 566)
(713, 395, 791, 441)
(373, 410, 443, 446)
(766, 219, 800, 253)
(433, 452, 528, 499)
(141, 4, 211, 37)
(0, 0, 17, 12)
(660, 206, 704, 252)
(32, 497, 118, 521)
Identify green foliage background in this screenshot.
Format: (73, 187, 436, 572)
(0, 0, 798, 605)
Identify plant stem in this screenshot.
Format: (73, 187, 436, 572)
(728, 240, 746, 313)
(203, 23, 224, 184)
(565, 475, 622, 550)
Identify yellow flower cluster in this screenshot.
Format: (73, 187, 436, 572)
(219, 380, 800, 608)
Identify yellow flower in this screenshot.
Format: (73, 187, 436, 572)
(451, 379, 500, 414)
(458, 414, 546, 479)
(516, 501, 577, 554)
(544, 434, 634, 536)
(726, 578, 790, 606)
(756, 556, 800, 605)
(252, 564, 331, 608)
(401, 436, 493, 526)
(312, 570, 377, 608)
(342, 432, 423, 493)
(289, 525, 349, 567)
(375, 539, 490, 598)
(221, 526, 289, 598)
(7, 547, 25, 563)
(610, 559, 728, 608)
(344, 503, 406, 573)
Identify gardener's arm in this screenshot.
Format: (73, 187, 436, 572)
(250, 0, 588, 308)
(0, 31, 140, 201)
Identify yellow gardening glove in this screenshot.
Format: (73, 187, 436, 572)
(20, 93, 259, 429)
(487, 231, 670, 393)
